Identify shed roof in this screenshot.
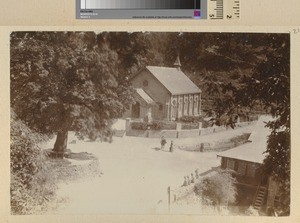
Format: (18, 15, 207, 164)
(135, 88, 155, 105)
(217, 115, 273, 164)
(145, 66, 201, 95)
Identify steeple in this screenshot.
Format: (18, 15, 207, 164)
(173, 55, 181, 70)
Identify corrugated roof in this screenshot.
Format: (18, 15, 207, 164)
(146, 66, 201, 95)
(135, 88, 155, 105)
(217, 115, 273, 164)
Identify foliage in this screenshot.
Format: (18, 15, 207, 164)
(194, 170, 237, 207)
(130, 121, 176, 130)
(151, 121, 162, 130)
(10, 32, 138, 151)
(11, 111, 56, 214)
(245, 206, 259, 216)
(131, 121, 149, 130)
(229, 34, 290, 214)
(177, 115, 203, 123)
(152, 121, 176, 130)
(181, 122, 199, 130)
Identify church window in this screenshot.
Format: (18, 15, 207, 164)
(172, 99, 177, 106)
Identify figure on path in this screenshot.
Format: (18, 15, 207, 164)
(169, 140, 173, 152)
(160, 136, 167, 150)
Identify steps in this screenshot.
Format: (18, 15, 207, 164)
(253, 186, 266, 210)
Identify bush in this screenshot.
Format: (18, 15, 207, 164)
(194, 170, 237, 207)
(131, 121, 176, 130)
(181, 122, 199, 130)
(130, 121, 149, 130)
(11, 111, 56, 214)
(178, 116, 203, 123)
(152, 121, 176, 130)
(245, 206, 259, 216)
(151, 121, 162, 130)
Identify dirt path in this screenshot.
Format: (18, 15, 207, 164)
(44, 124, 254, 214)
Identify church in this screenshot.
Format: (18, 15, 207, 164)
(125, 57, 202, 121)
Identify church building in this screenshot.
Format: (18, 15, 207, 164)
(125, 56, 202, 121)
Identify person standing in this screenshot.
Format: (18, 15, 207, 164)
(169, 140, 173, 152)
(160, 136, 167, 150)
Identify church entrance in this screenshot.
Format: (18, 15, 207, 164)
(131, 102, 140, 118)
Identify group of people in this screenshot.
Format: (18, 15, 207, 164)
(181, 169, 200, 187)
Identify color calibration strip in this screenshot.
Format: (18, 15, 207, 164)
(77, 0, 240, 19)
(81, 0, 200, 9)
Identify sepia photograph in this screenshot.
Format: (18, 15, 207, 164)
(10, 31, 290, 216)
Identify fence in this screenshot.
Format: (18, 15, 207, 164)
(124, 118, 253, 139)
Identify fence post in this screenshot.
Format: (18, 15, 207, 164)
(125, 118, 131, 133)
(176, 122, 182, 130)
(198, 122, 202, 129)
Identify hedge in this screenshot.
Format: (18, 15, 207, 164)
(130, 121, 176, 130)
(178, 116, 203, 123)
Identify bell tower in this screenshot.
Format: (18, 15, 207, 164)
(173, 55, 181, 70)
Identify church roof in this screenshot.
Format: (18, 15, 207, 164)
(217, 115, 273, 164)
(145, 66, 201, 95)
(135, 88, 155, 105)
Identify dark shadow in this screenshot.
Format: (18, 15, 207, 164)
(65, 152, 97, 160)
(43, 149, 97, 160)
(152, 147, 162, 151)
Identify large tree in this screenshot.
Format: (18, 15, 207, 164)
(10, 32, 136, 155)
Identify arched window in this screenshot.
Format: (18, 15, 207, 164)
(172, 99, 177, 107)
(194, 95, 198, 114)
(183, 96, 188, 115)
(172, 99, 177, 118)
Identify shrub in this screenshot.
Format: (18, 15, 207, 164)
(181, 122, 199, 130)
(202, 120, 211, 128)
(131, 121, 176, 130)
(194, 170, 237, 207)
(11, 111, 56, 214)
(151, 121, 162, 130)
(178, 116, 203, 123)
(245, 206, 259, 216)
(130, 121, 149, 130)
(152, 121, 176, 130)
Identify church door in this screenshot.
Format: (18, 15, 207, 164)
(131, 102, 140, 118)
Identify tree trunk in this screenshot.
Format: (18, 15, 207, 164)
(52, 130, 68, 157)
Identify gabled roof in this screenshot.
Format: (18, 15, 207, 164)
(217, 115, 273, 164)
(145, 66, 201, 95)
(135, 88, 155, 105)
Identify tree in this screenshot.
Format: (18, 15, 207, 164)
(204, 33, 290, 214)
(11, 32, 135, 155)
